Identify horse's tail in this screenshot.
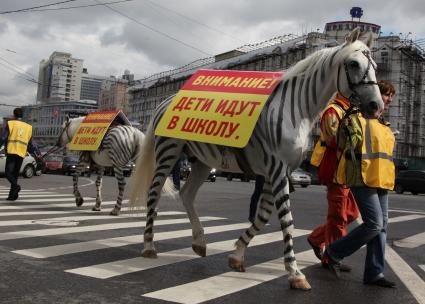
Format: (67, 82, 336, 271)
(129, 122, 176, 210)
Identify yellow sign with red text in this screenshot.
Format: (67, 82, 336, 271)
(155, 69, 284, 148)
(68, 110, 120, 151)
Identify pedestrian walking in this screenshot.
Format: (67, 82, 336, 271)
(307, 94, 359, 271)
(324, 81, 397, 288)
(0, 108, 40, 201)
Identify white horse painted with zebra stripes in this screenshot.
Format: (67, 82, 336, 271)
(57, 116, 158, 215)
(130, 29, 383, 290)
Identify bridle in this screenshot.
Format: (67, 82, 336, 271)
(55, 119, 73, 147)
(338, 49, 378, 106)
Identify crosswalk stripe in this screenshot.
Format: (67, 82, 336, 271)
(385, 245, 425, 304)
(0, 198, 104, 210)
(420, 265, 425, 273)
(389, 208, 425, 216)
(389, 214, 425, 223)
(0, 211, 186, 227)
(65, 229, 311, 279)
(393, 232, 425, 248)
(0, 197, 93, 203)
(143, 249, 316, 304)
(0, 190, 54, 194)
(0, 216, 224, 241)
(14, 223, 251, 259)
(0, 194, 73, 200)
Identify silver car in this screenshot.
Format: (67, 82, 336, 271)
(0, 149, 41, 178)
(290, 168, 312, 188)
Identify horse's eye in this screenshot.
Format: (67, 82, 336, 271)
(349, 61, 360, 69)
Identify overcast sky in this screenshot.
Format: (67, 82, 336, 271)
(0, 0, 424, 118)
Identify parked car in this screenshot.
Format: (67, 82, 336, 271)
(62, 156, 90, 176)
(0, 149, 41, 178)
(180, 164, 216, 182)
(290, 168, 312, 188)
(42, 154, 64, 174)
(394, 170, 425, 195)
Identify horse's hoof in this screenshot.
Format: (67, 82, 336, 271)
(92, 207, 101, 212)
(192, 244, 206, 257)
(76, 197, 84, 207)
(228, 254, 245, 272)
(289, 277, 311, 291)
(142, 249, 158, 259)
(109, 209, 120, 216)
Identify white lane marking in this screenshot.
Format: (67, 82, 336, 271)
(0, 217, 224, 241)
(386, 245, 425, 304)
(0, 211, 186, 227)
(393, 232, 425, 248)
(0, 194, 73, 200)
(66, 229, 311, 279)
(0, 199, 101, 210)
(420, 265, 425, 273)
(389, 214, 425, 223)
(143, 249, 316, 304)
(0, 197, 92, 203)
(389, 209, 425, 215)
(14, 223, 253, 259)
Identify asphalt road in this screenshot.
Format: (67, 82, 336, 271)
(0, 174, 424, 304)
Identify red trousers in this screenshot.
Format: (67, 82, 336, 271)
(308, 183, 359, 256)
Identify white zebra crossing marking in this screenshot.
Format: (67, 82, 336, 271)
(0, 217, 224, 241)
(65, 229, 311, 279)
(389, 214, 425, 223)
(0, 194, 73, 199)
(14, 223, 250, 259)
(385, 246, 425, 304)
(393, 232, 425, 248)
(0, 198, 101, 210)
(420, 265, 425, 273)
(143, 249, 316, 304)
(0, 211, 186, 227)
(0, 197, 93, 203)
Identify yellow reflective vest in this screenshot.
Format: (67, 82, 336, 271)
(310, 102, 346, 167)
(6, 120, 32, 158)
(335, 115, 395, 190)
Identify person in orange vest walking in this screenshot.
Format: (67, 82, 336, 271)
(307, 94, 359, 271)
(0, 108, 40, 201)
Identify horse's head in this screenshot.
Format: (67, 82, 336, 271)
(336, 28, 383, 118)
(56, 115, 84, 147)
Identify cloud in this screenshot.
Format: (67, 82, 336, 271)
(0, 0, 424, 118)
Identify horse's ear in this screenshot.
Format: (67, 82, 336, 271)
(346, 28, 361, 44)
(366, 32, 374, 48)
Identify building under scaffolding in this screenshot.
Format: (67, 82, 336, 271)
(128, 18, 425, 167)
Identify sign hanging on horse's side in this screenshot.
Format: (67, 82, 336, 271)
(155, 69, 284, 148)
(68, 110, 130, 151)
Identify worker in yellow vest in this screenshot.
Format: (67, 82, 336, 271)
(308, 93, 359, 271)
(0, 108, 40, 201)
(324, 81, 397, 288)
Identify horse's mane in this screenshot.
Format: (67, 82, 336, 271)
(284, 40, 368, 79)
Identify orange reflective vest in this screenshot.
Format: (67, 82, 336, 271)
(6, 120, 32, 158)
(310, 101, 346, 167)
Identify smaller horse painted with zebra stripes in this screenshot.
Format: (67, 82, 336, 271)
(57, 116, 154, 215)
(130, 29, 384, 289)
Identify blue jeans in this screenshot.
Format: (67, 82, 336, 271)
(328, 187, 388, 282)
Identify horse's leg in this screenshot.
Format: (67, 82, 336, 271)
(73, 166, 84, 207)
(92, 167, 104, 211)
(142, 140, 184, 258)
(274, 174, 311, 290)
(110, 167, 125, 216)
(229, 181, 273, 271)
(179, 160, 211, 257)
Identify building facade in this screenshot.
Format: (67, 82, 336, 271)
(99, 76, 130, 114)
(37, 52, 83, 103)
(80, 69, 109, 102)
(128, 19, 425, 163)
